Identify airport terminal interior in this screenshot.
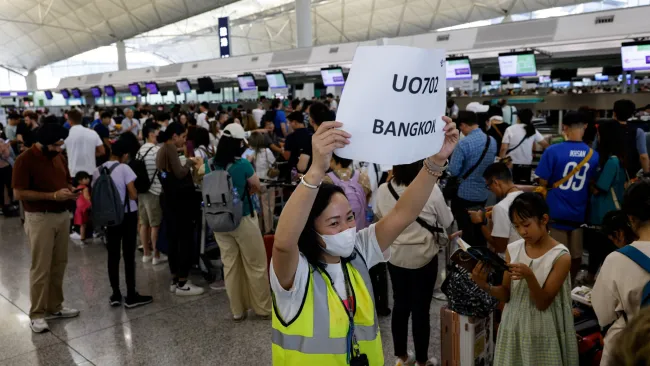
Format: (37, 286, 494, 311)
(2, 0, 650, 365)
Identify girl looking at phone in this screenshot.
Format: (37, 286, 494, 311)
(470, 192, 578, 366)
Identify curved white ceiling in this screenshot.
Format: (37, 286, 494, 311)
(0, 0, 628, 71)
(0, 0, 238, 70)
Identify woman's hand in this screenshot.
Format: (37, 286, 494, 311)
(509, 263, 534, 281)
(471, 261, 490, 289)
(429, 116, 459, 166)
(310, 121, 351, 176)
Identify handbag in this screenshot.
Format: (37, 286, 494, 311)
(441, 263, 499, 318)
(387, 181, 443, 235)
(535, 148, 594, 198)
(265, 150, 280, 179)
(443, 135, 491, 201)
(254, 150, 280, 179)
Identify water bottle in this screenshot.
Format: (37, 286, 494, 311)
(365, 204, 374, 224)
(232, 187, 239, 205)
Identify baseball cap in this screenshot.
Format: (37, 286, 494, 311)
(223, 123, 248, 143)
(466, 102, 489, 113)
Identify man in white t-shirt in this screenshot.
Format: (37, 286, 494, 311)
(196, 102, 210, 130)
(252, 103, 265, 126)
(327, 93, 338, 112)
(499, 99, 517, 125)
(469, 163, 522, 254)
(500, 110, 548, 165)
(64, 109, 104, 176)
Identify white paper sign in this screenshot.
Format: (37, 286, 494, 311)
(335, 46, 447, 165)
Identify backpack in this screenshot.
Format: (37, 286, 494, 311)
(202, 160, 254, 233)
(92, 163, 128, 227)
(327, 170, 368, 230)
(617, 245, 650, 308)
(131, 146, 158, 194)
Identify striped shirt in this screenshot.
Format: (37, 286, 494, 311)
(448, 128, 497, 202)
(136, 143, 162, 195)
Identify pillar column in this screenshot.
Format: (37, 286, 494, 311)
(25, 70, 37, 90)
(295, 0, 312, 48)
(116, 40, 127, 71)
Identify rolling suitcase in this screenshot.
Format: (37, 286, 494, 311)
(441, 306, 494, 366)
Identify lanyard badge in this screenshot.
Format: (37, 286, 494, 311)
(342, 264, 369, 366)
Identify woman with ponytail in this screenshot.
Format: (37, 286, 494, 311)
(499, 108, 549, 165)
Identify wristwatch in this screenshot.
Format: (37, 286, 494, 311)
(481, 207, 488, 226)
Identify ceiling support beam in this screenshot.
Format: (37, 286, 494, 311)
(395, 0, 409, 37)
(314, 11, 350, 42)
(428, 0, 442, 29)
(366, 0, 377, 39)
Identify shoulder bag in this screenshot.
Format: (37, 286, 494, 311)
(387, 181, 443, 235)
(534, 148, 593, 198)
(442, 136, 491, 201)
(506, 135, 530, 155)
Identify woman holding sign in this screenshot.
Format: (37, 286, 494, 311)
(270, 117, 459, 365)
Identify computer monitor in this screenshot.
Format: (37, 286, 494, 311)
(145, 82, 159, 94)
(237, 75, 257, 91)
(176, 79, 192, 93)
(265, 72, 288, 88)
(621, 40, 650, 71)
(104, 85, 116, 97)
(128, 83, 141, 96)
(90, 87, 102, 98)
(320, 67, 345, 86)
(498, 51, 537, 77)
(446, 56, 472, 80)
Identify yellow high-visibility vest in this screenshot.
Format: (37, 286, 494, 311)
(271, 251, 384, 365)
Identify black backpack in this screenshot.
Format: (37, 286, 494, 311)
(131, 146, 157, 194)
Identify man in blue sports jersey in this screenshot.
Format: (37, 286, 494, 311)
(536, 111, 599, 280)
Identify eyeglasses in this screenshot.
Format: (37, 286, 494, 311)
(485, 180, 494, 189)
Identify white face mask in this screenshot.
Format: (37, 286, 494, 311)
(319, 227, 357, 258)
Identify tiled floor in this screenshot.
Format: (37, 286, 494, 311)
(0, 215, 445, 365)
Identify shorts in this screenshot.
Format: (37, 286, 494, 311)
(138, 192, 162, 227)
(550, 227, 583, 259)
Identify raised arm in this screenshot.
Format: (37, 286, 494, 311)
(374, 117, 458, 252)
(272, 122, 351, 290)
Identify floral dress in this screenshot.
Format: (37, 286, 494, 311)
(494, 240, 579, 366)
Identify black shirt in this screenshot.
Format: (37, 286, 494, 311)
(16, 122, 37, 147)
(284, 128, 313, 173)
(94, 123, 109, 140)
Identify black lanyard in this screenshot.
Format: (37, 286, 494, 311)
(340, 263, 361, 362)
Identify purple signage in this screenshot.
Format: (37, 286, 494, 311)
(128, 83, 141, 96)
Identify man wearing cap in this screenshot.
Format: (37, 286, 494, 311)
(12, 124, 81, 333)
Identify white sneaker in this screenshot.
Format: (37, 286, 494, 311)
(152, 254, 168, 265)
(31, 318, 50, 333)
(425, 357, 440, 366)
(142, 254, 153, 263)
(69, 232, 81, 240)
(45, 307, 80, 320)
(395, 351, 416, 366)
(175, 282, 205, 296)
